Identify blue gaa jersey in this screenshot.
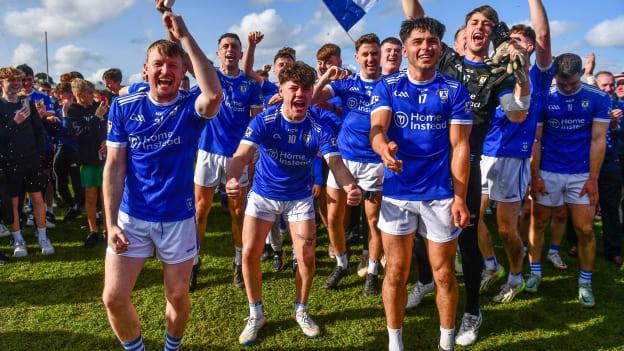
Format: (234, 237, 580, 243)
(28, 89, 54, 112)
(198, 71, 262, 157)
(483, 63, 554, 158)
(242, 104, 340, 201)
(261, 80, 278, 109)
(107, 90, 211, 222)
(328, 72, 380, 163)
(539, 84, 611, 174)
(371, 70, 472, 201)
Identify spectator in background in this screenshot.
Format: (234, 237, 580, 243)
(102, 68, 123, 106)
(66, 79, 108, 248)
(0, 66, 54, 257)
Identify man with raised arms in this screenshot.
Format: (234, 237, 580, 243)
(406, 1, 531, 345)
(193, 32, 263, 290)
(226, 61, 361, 345)
(312, 33, 384, 296)
(102, 11, 222, 351)
(371, 17, 472, 351)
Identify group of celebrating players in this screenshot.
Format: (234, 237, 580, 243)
(1, 0, 622, 350)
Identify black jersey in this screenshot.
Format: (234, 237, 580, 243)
(437, 43, 515, 158)
(66, 102, 107, 167)
(0, 98, 46, 165)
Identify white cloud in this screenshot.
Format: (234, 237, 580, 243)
(228, 9, 305, 67)
(11, 43, 41, 67)
(128, 72, 144, 84)
(86, 68, 108, 84)
(248, 0, 302, 5)
(515, 19, 579, 39)
(53, 44, 101, 75)
(3, 0, 135, 41)
(585, 16, 624, 48)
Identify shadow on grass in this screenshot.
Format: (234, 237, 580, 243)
(0, 330, 123, 351)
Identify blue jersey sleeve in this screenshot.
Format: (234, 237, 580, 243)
(319, 125, 340, 159)
(241, 115, 266, 148)
(593, 93, 612, 123)
(106, 101, 127, 147)
(328, 78, 347, 99)
(449, 84, 472, 124)
(529, 63, 554, 93)
(370, 79, 392, 114)
(249, 80, 264, 109)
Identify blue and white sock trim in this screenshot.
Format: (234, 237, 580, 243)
(121, 335, 145, 351)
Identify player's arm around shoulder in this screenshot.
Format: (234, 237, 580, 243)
(162, 12, 222, 118)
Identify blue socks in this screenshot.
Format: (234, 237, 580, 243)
(121, 335, 145, 351)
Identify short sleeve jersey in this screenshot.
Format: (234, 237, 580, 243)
(198, 71, 263, 157)
(483, 64, 555, 158)
(106, 90, 209, 222)
(28, 90, 54, 112)
(437, 44, 515, 159)
(328, 72, 381, 163)
(127, 82, 150, 94)
(538, 84, 611, 174)
(371, 70, 472, 201)
(241, 105, 340, 201)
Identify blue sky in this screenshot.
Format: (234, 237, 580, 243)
(1, 0, 622, 85)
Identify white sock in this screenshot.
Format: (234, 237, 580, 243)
(367, 259, 379, 275)
(249, 301, 264, 320)
(46, 207, 53, 215)
(12, 230, 24, 242)
(507, 272, 523, 287)
(37, 227, 47, 241)
(294, 301, 307, 315)
(387, 326, 403, 351)
(234, 246, 242, 266)
(439, 326, 455, 350)
(336, 251, 348, 268)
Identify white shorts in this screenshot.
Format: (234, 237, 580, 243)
(194, 149, 249, 188)
(377, 197, 461, 243)
(245, 191, 315, 222)
(326, 159, 383, 192)
(106, 211, 198, 264)
(481, 156, 530, 202)
(536, 170, 590, 207)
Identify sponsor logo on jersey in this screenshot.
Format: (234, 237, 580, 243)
(129, 131, 181, 150)
(394, 111, 446, 130)
(349, 86, 360, 92)
(346, 97, 358, 109)
(548, 105, 561, 110)
(129, 114, 145, 122)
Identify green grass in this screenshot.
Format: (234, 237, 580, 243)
(1, 203, 623, 350)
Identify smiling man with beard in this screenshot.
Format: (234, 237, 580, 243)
(407, 1, 531, 346)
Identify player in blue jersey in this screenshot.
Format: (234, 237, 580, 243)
(102, 12, 222, 351)
(370, 18, 472, 351)
(225, 61, 362, 345)
(528, 53, 611, 308)
(312, 33, 385, 295)
(477, 0, 553, 302)
(193, 32, 264, 290)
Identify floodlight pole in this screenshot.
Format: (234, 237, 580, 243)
(45, 31, 49, 82)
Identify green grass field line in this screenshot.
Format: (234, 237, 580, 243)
(1, 204, 623, 350)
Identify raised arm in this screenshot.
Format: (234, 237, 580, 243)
(528, 0, 552, 69)
(402, 0, 425, 19)
(449, 123, 471, 228)
(242, 31, 267, 85)
(312, 66, 349, 104)
(163, 12, 222, 118)
(500, 42, 531, 123)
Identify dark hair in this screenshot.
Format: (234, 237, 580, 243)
(218, 33, 242, 47)
(381, 37, 402, 47)
(510, 24, 536, 44)
(56, 82, 72, 93)
(399, 17, 446, 44)
(102, 68, 122, 82)
(274, 47, 296, 63)
(16, 64, 34, 77)
(278, 61, 316, 88)
(554, 53, 583, 78)
(38, 81, 51, 89)
(454, 25, 466, 41)
(69, 71, 84, 80)
(146, 39, 186, 61)
(465, 5, 499, 25)
(35, 72, 54, 84)
(355, 33, 380, 52)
